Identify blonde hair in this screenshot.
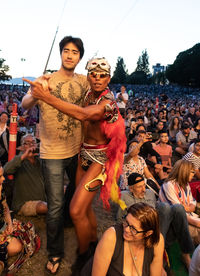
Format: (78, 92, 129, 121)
(166, 159, 194, 189)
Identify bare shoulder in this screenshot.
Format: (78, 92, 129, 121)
(154, 233, 164, 253)
(99, 227, 116, 246)
(97, 227, 117, 253)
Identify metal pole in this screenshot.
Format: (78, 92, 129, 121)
(43, 26, 59, 75)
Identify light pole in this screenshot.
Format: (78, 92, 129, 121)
(21, 58, 26, 86)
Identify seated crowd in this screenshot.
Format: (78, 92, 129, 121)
(1, 83, 200, 275)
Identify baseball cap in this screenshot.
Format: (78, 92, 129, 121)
(128, 173, 144, 186)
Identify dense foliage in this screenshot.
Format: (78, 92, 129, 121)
(166, 43, 200, 87)
(0, 51, 12, 81)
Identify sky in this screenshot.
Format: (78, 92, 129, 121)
(1, 0, 200, 80)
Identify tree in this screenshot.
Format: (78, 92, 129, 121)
(127, 71, 149, 85)
(135, 49, 150, 75)
(151, 72, 168, 85)
(127, 49, 150, 84)
(111, 57, 128, 84)
(0, 51, 12, 81)
(166, 43, 200, 87)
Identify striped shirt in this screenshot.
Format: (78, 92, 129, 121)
(159, 179, 196, 207)
(183, 152, 200, 170)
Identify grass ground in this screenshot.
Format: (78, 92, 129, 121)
(167, 242, 189, 276)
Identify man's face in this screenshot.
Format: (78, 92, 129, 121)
(170, 110, 175, 116)
(121, 86, 126, 93)
(87, 71, 110, 92)
(61, 42, 80, 71)
(136, 133, 146, 143)
(136, 118, 144, 125)
(160, 133, 169, 144)
(135, 112, 141, 118)
(158, 112, 163, 119)
(157, 122, 164, 130)
(0, 113, 8, 123)
(22, 136, 37, 152)
(129, 179, 146, 199)
(194, 142, 200, 156)
(190, 107, 195, 114)
(183, 128, 190, 136)
(129, 142, 140, 156)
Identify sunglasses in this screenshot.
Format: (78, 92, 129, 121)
(89, 72, 109, 79)
(122, 218, 146, 235)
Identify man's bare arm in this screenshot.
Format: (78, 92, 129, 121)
(21, 94, 37, 110)
(23, 78, 107, 121)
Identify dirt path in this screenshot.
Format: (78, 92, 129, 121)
(10, 195, 118, 276)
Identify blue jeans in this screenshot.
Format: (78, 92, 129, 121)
(156, 202, 194, 253)
(42, 155, 78, 258)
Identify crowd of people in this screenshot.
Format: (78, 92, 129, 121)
(0, 35, 200, 276)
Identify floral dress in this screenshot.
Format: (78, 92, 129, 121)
(120, 155, 147, 190)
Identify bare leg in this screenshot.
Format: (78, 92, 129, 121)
(87, 206, 97, 241)
(70, 161, 102, 254)
(75, 157, 98, 242)
(36, 201, 48, 215)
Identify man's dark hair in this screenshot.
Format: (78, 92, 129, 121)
(137, 116, 144, 121)
(0, 111, 9, 117)
(159, 129, 168, 135)
(181, 122, 190, 130)
(135, 110, 141, 116)
(136, 130, 146, 135)
(136, 123, 146, 132)
(59, 36, 84, 59)
(157, 120, 164, 124)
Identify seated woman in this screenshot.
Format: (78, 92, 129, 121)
(91, 202, 164, 276)
(159, 159, 200, 244)
(120, 139, 160, 194)
(168, 116, 181, 144)
(153, 131, 172, 180)
(0, 165, 40, 274)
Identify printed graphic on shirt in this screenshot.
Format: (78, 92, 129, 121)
(48, 80, 85, 140)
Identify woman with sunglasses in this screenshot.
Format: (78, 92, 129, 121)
(159, 159, 200, 245)
(91, 202, 164, 276)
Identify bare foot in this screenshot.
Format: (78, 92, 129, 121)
(46, 257, 61, 274)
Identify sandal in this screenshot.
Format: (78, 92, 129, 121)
(45, 258, 61, 275)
